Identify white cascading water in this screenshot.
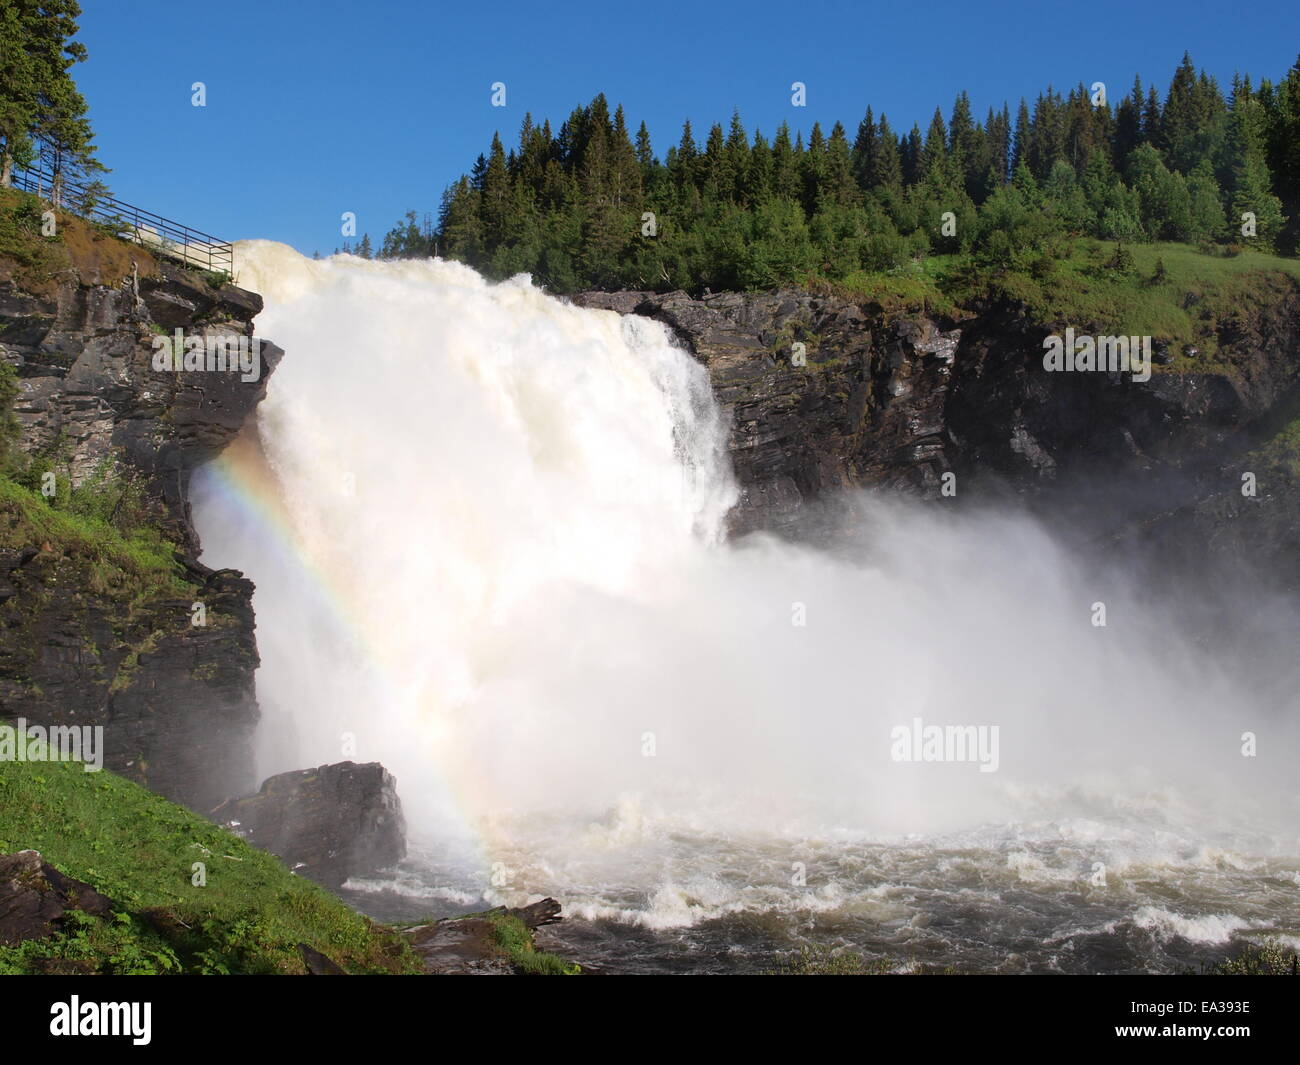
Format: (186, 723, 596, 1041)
(192, 242, 1300, 971)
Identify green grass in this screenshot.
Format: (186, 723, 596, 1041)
(0, 476, 191, 600)
(807, 254, 963, 319)
(967, 238, 1300, 372)
(0, 755, 422, 974)
(1248, 414, 1300, 478)
(0, 186, 64, 281)
(0, 359, 189, 602)
(796, 241, 1300, 373)
(482, 911, 581, 975)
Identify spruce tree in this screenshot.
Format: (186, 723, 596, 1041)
(870, 114, 903, 191)
(851, 106, 876, 189)
(1226, 88, 1286, 248)
(0, 0, 95, 188)
(771, 122, 800, 201)
(822, 121, 857, 206)
(609, 104, 642, 207)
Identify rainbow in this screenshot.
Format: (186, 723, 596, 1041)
(198, 434, 498, 874)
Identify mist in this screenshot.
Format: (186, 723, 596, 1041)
(191, 243, 1299, 923)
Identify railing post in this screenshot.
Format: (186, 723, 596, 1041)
(12, 163, 230, 277)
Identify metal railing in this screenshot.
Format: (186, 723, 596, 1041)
(9, 165, 233, 276)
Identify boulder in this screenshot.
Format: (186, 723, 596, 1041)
(0, 850, 114, 946)
(404, 898, 564, 975)
(215, 761, 406, 887)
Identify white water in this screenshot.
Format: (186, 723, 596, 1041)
(193, 242, 1300, 971)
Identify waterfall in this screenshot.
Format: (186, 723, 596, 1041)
(191, 242, 1298, 968)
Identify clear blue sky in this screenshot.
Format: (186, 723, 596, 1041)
(72, 0, 1300, 256)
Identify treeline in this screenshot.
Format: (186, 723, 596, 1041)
(0, 1, 99, 191)
(366, 52, 1300, 294)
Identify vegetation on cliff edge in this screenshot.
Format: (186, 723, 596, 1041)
(353, 52, 1300, 304)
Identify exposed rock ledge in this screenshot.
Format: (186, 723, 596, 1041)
(574, 289, 959, 536)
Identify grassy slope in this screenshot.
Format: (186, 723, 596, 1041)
(0, 475, 191, 601)
(0, 184, 159, 292)
(813, 240, 1300, 375)
(0, 756, 422, 974)
(988, 239, 1300, 370)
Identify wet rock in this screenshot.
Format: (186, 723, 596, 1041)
(578, 282, 1300, 550)
(216, 761, 406, 888)
(404, 898, 564, 975)
(298, 943, 347, 975)
(574, 288, 960, 536)
(0, 850, 114, 946)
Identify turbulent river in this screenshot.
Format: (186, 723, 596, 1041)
(192, 242, 1300, 974)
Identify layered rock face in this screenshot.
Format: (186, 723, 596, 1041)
(4, 261, 277, 546)
(575, 290, 960, 536)
(575, 285, 1300, 567)
(0, 256, 280, 810)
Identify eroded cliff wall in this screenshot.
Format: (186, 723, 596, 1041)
(0, 224, 279, 811)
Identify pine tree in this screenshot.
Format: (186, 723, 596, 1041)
(724, 110, 751, 203)
(948, 91, 981, 196)
(922, 107, 950, 188)
(1114, 76, 1144, 167)
(851, 106, 876, 189)
(1011, 100, 1031, 175)
(439, 177, 483, 262)
(981, 105, 1011, 197)
(0, 0, 96, 188)
(1270, 55, 1300, 217)
(1143, 86, 1163, 148)
(608, 104, 642, 207)
(870, 114, 903, 191)
(802, 121, 827, 210)
(902, 124, 923, 186)
(748, 128, 773, 200)
(1158, 54, 1227, 175)
(1226, 88, 1286, 248)
(674, 119, 698, 191)
(822, 121, 857, 206)
(1028, 88, 1066, 180)
(0, 4, 34, 183)
(701, 121, 731, 201)
(635, 120, 654, 170)
(480, 132, 511, 245)
(380, 210, 432, 260)
(771, 122, 800, 201)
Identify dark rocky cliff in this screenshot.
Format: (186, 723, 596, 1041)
(0, 239, 280, 811)
(574, 282, 1300, 583)
(577, 289, 958, 535)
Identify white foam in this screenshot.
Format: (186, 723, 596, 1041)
(192, 243, 1300, 948)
